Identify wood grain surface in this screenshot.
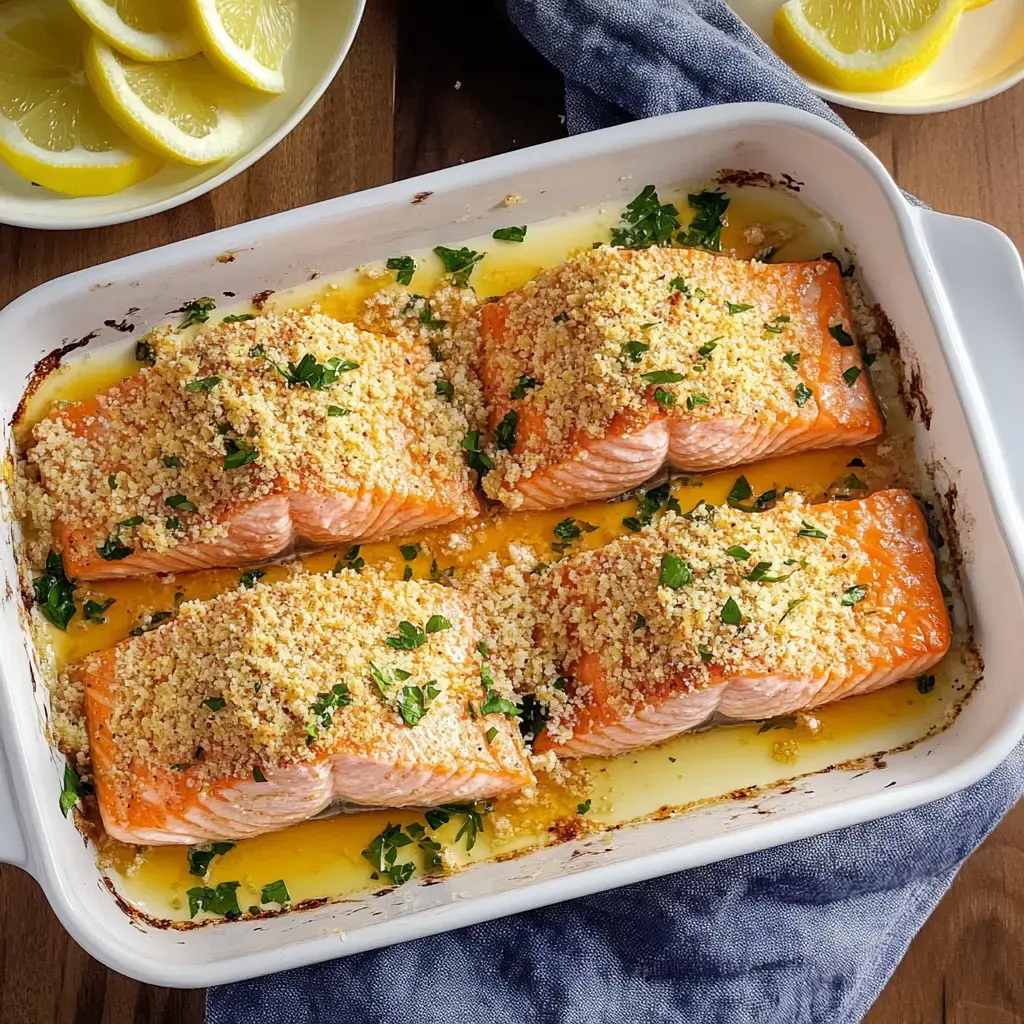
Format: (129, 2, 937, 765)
(1, 3, 1022, 1022)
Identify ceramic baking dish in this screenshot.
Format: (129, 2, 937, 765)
(1, 103, 1023, 987)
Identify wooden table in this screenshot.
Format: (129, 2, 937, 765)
(2, 4, 1022, 1021)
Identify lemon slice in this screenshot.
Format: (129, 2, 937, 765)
(773, 0, 964, 92)
(68, 0, 201, 62)
(85, 36, 244, 165)
(188, 0, 298, 94)
(0, 0, 159, 197)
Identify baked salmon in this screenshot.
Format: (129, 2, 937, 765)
(79, 572, 533, 845)
(479, 246, 883, 510)
(28, 309, 479, 580)
(528, 489, 949, 757)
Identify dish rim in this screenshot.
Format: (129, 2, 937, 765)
(1, 102, 1023, 985)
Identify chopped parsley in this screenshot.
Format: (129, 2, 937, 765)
(670, 276, 690, 295)
(553, 312, 569, 323)
(59, 763, 81, 817)
(496, 410, 518, 451)
(108, 474, 118, 489)
(461, 431, 495, 475)
(654, 387, 675, 407)
(252, 765, 268, 783)
(481, 686, 518, 718)
(385, 620, 427, 650)
(678, 190, 730, 250)
(186, 881, 240, 919)
(744, 561, 798, 583)
(434, 245, 485, 287)
(686, 394, 709, 411)
(780, 597, 806, 622)
(621, 340, 650, 363)
(518, 693, 548, 744)
(426, 614, 452, 633)
(577, 800, 591, 815)
(725, 545, 751, 560)
(268, 353, 358, 390)
(400, 544, 420, 561)
(438, 802, 490, 851)
(842, 366, 862, 387)
(794, 382, 813, 406)
(420, 301, 447, 330)
(135, 339, 156, 366)
(659, 553, 693, 589)
(726, 302, 753, 315)
(641, 370, 685, 384)
(362, 823, 414, 886)
(161, 455, 182, 469)
(726, 476, 777, 513)
(720, 597, 742, 625)
(622, 482, 681, 532)
(697, 338, 720, 358)
(798, 521, 827, 539)
(221, 312, 255, 323)
(386, 255, 417, 285)
(633, 613, 646, 631)
(305, 683, 353, 742)
(83, 597, 115, 624)
(829, 324, 854, 347)
(698, 644, 713, 663)
(32, 550, 76, 630)
(611, 185, 679, 249)
(333, 545, 365, 574)
(166, 493, 197, 512)
(97, 535, 133, 561)
(757, 715, 797, 734)
(187, 841, 234, 877)
(430, 558, 455, 585)
(177, 297, 216, 329)
(222, 438, 258, 471)
(492, 225, 526, 242)
(484, 726, 498, 743)
(841, 584, 869, 607)
(916, 674, 936, 694)
(434, 380, 454, 400)
(128, 610, 172, 636)
(261, 879, 291, 907)
(239, 569, 265, 589)
(552, 517, 597, 549)
(782, 352, 800, 370)
(510, 374, 539, 399)
(186, 376, 221, 393)
(328, 404, 351, 416)
(202, 696, 226, 713)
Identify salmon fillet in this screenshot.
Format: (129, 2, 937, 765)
(80, 572, 533, 845)
(29, 309, 479, 580)
(479, 246, 883, 510)
(528, 489, 949, 757)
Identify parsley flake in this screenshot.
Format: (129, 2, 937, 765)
(679, 191, 730, 250)
(492, 225, 526, 242)
(843, 366, 862, 387)
(177, 297, 216, 329)
(841, 584, 869, 607)
(659, 553, 693, 589)
(829, 324, 855, 347)
(386, 255, 416, 285)
(794, 382, 813, 406)
(510, 374, 539, 399)
(32, 550, 76, 630)
(434, 245, 485, 287)
(611, 185, 679, 249)
(720, 597, 742, 625)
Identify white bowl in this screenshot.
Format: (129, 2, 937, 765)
(0, 0, 366, 230)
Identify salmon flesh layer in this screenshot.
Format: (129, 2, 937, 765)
(480, 245, 883, 509)
(28, 309, 479, 580)
(80, 573, 533, 845)
(529, 489, 949, 757)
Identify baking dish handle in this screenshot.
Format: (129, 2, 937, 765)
(0, 745, 29, 869)
(916, 209, 1024, 514)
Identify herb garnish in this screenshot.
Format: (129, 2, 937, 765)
(333, 545, 365, 574)
(223, 438, 258, 471)
(434, 380, 454, 399)
(386, 255, 417, 285)
(328, 405, 351, 416)
(434, 245, 485, 287)
(166, 493, 197, 512)
(186, 376, 221, 393)
(481, 686, 519, 718)
(305, 683, 353, 741)
(829, 324, 854, 347)
(726, 302, 753, 315)
(622, 482, 681, 532)
(60, 763, 81, 817)
(670, 276, 690, 295)
(187, 881, 240, 919)
(135, 339, 156, 366)
(400, 544, 420, 561)
(268, 353, 358, 390)
(221, 313, 255, 323)
(720, 597, 742, 625)
(252, 765, 268, 783)
(611, 185, 679, 249)
(679, 191, 730, 250)
(32, 550, 76, 630)
(420, 301, 447, 330)
(841, 584, 869, 607)
(577, 800, 592, 815)
(496, 410, 517, 451)
(510, 374, 539, 399)
(780, 597, 806, 622)
(842, 366, 862, 387)
(239, 569, 265, 589)
(83, 597, 115, 624)
(552, 517, 597, 552)
(187, 841, 234, 877)
(622, 340, 650, 363)
(641, 370, 685, 385)
(726, 545, 751, 560)
(633, 613, 647, 631)
(163, 455, 182, 468)
(362, 823, 414, 886)
(686, 394, 709, 411)
(178, 297, 216, 329)
(697, 338, 720, 358)
(726, 476, 776, 513)
(492, 226, 526, 242)
(916, 674, 936, 694)
(698, 644, 713, 663)
(794, 382, 813, 406)
(798, 521, 827, 539)
(461, 431, 495, 475)
(437, 802, 490, 851)
(659, 553, 693, 589)
(782, 352, 800, 370)
(386, 621, 427, 650)
(97, 535, 133, 561)
(397, 683, 440, 728)
(260, 879, 291, 907)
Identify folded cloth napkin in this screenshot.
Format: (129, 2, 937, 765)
(209, 3, 1024, 1021)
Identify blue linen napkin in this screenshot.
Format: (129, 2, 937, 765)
(209, 3, 1024, 1021)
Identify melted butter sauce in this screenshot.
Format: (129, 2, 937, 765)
(19, 185, 975, 924)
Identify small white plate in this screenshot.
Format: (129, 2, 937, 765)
(0, 0, 365, 230)
(729, 0, 1024, 114)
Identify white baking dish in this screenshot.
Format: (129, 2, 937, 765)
(1, 103, 1023, 987)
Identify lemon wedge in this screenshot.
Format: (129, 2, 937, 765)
(85, 36, 244, 165)
(0, 0, 159, 197)
(188, 0, 298, 94)
(68, 0, 201, 62)
(773, 0, 964, 92)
